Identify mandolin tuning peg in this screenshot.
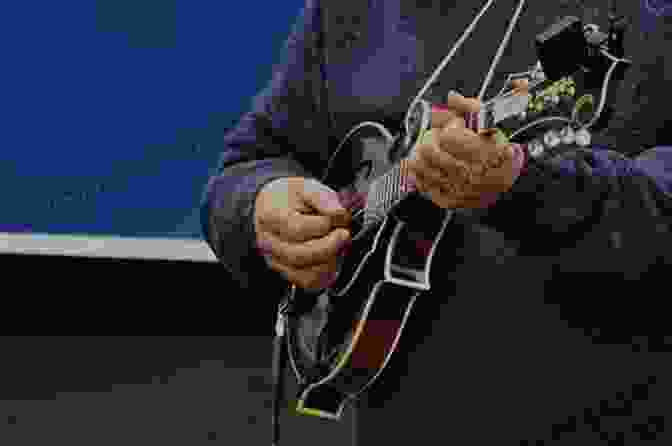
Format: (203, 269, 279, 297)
(543, 129, 561, 148)
(559, 126, 576, 145)
(528, 140, 545, 158)
(575, 128, 592, 147)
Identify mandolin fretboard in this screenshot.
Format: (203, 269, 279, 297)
(363, 160, 415, 227)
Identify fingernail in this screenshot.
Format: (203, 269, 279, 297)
(404, 175, 417, 192)
(478, 192, 501, 208)
(337, 190, 353, 204)
(319, 270, 339, 289)
(340, 191, 362, 209)
(445, 119, 461, 129)
(257, 239, 272, 255)
(325, 195, 345, 211)
(351, 193, 366, 209)
(338, 238, 352, 256)
(338, 195, 352, 209)
(432, 104, 451, 112)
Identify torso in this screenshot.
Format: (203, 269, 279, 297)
(322, 0, 658, 154)
(312, 1, 669, 443)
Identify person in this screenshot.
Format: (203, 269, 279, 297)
(201, 0, 672, 443)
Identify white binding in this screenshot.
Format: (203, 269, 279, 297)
(383, 212, 453, 291)
(332, 215, 391, 297)
(286, 0, 531, 420)
(322, 121, 395, 183)
(292, 278, 388, 419)
(350, 285, 421, 400)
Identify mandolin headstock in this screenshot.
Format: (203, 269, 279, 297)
(464, 21, 632, 161)
(400, 53, 630, 165)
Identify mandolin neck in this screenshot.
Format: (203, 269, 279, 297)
(361, 157, 417, 227)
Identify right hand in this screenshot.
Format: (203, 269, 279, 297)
(254, 177, 352, 291)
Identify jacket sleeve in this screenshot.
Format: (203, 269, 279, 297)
(480, 145, 672, 271)
(200, 0, 329, 293)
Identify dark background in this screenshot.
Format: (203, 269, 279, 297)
(0, 334, 354, 446)
(0, 255, 355, 446)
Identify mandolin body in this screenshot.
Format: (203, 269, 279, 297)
(282, 40, 632, 419)
(285, 108, 451, 420)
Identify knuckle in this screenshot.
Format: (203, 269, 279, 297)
(256, 211, 272, 228)
(303, 243, 325, 266)
(256, 237, 273, 256)
(292, 251, 310, 267)
(287, 218, 303, 237)
(418, 142, 433, 158)
(414, 154, 429, 174)
(304, 268, 333, 290)
(321, 243, 338, 262)
(278, 243, 298, 264)
(306, 221, 323, 239)
(294, 275, 312, 290)
(299, 275, 316, 290)
(276, 251, 293, 267)
(420, 148, 437, 167)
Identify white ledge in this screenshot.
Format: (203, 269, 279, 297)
(0, 233, 218, 262)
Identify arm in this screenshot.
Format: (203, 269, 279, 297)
(200, 0, 330, 292)
(481, 145, 672, 269)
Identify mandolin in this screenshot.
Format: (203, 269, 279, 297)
(277, 14, 631, 422)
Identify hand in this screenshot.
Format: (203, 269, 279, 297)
(407, 80, 528, 209)
(254, 177, 352, 291)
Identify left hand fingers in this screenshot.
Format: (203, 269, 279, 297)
(476, 144, 520, 192)
(416, 129, 517, 190)
(431, 106, 461, 129)
(415, 131, 474, 183)
(411, 165, 490, 209)
(432, 83, 528, 130)
(411, 140, 492, 203)
(412, 143, 469, 189)
(437, 118, 514, 167)
(435, 120, 494, 166)
(444, 91, 481, 115)
(431, 91, 481, 129)
(510, 78, 529, 94)
(411, 149, 506, 200)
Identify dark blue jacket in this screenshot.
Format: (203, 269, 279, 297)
(201, 0, 671, 292)
(201, 0, 672, 442)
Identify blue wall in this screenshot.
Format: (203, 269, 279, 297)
(0, 0, 303, 238)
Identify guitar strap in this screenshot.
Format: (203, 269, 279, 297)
(271, 292, 291, 446)
(270, 3, 372, 445)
